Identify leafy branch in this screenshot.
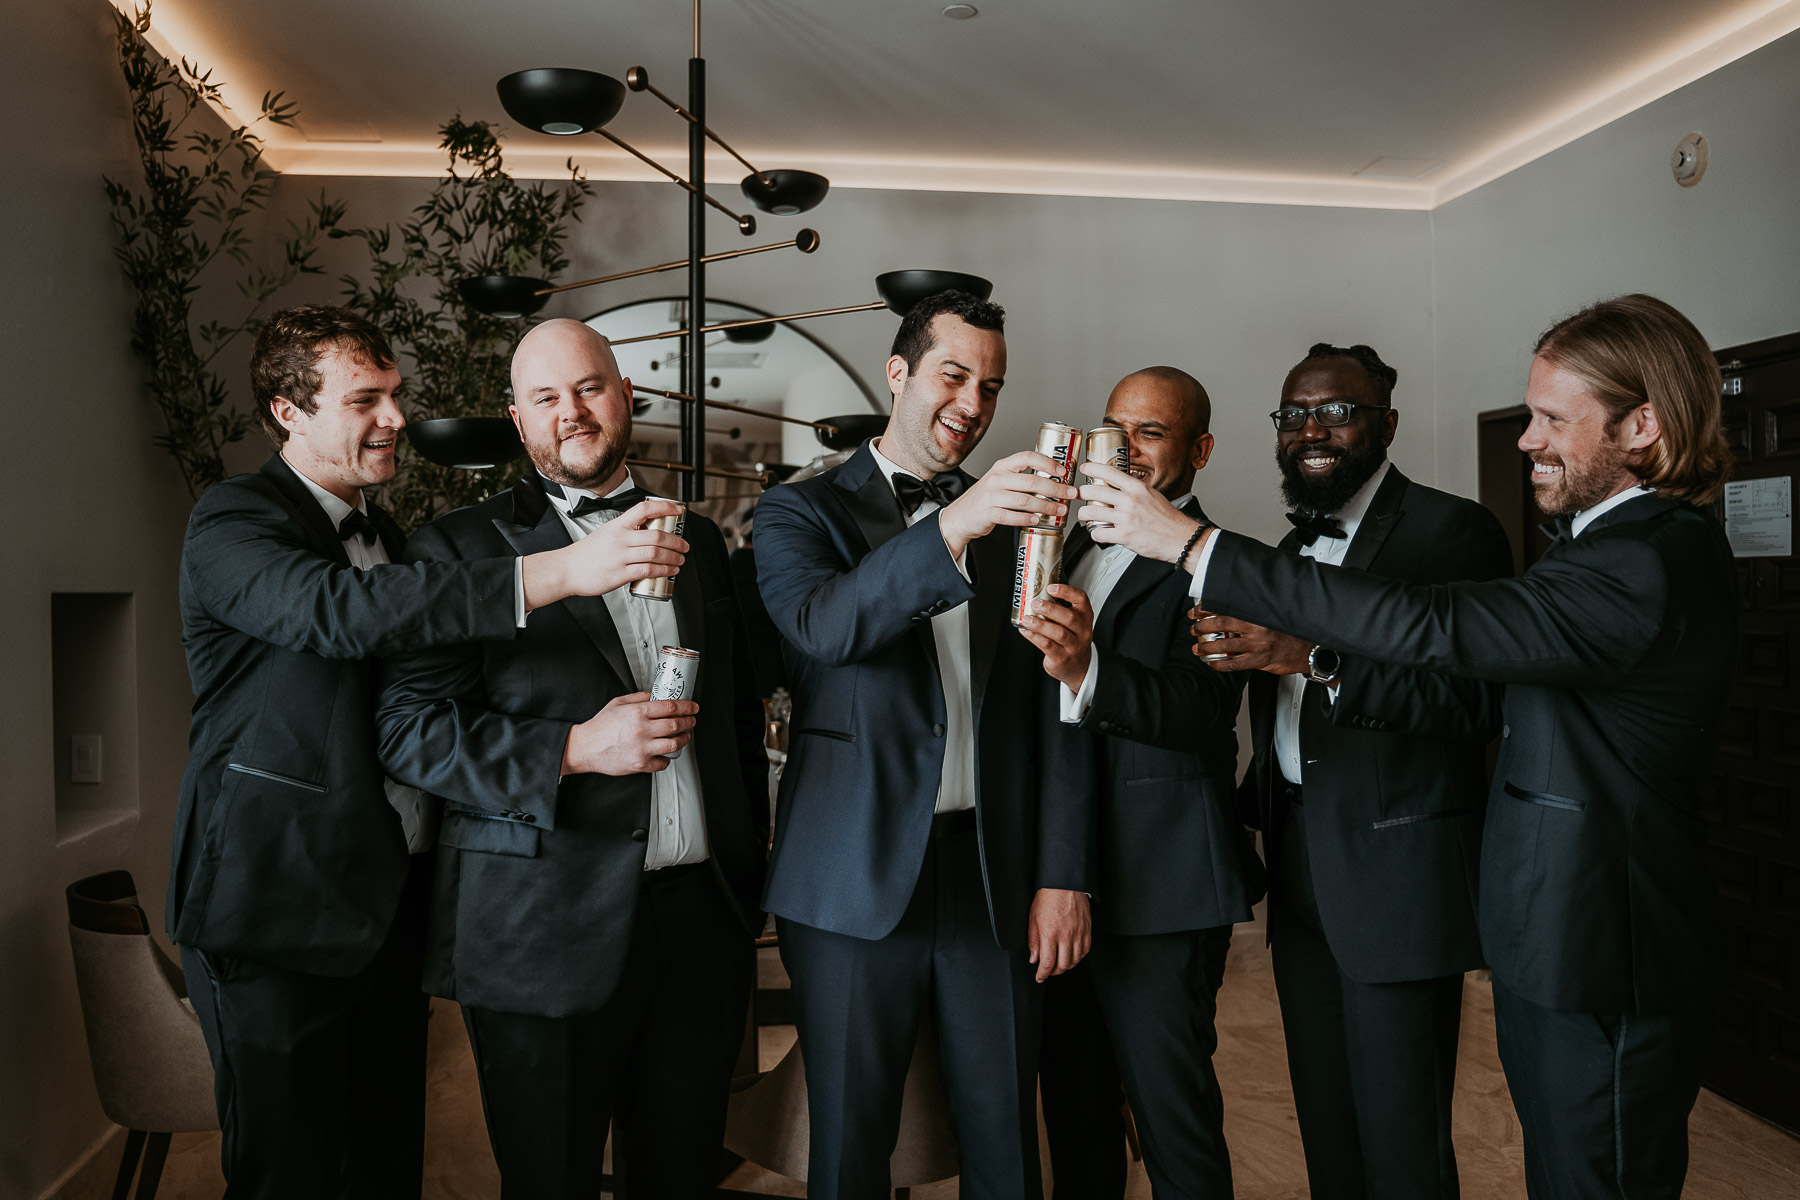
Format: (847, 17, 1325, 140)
(337, 117, 592, 531)
(104, 0, 343, 496)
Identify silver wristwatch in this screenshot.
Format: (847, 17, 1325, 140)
(1306, 644, 1342, 685)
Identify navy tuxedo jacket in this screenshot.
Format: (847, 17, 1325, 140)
(1205, 491, 1736, 1013)
(755, 442, 1094, 948)
(170, 455, 519, 976)
(1063, 500, 1262, 937)
(374, 477, 769, 1018)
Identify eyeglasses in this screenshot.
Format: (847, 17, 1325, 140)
(1268, 402, 1390, 432)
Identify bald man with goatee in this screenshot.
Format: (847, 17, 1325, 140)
(375, 320, 770, 1199)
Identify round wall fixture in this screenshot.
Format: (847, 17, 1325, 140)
(1672, 132, 1708, 188)
(943, 4, 979, 17)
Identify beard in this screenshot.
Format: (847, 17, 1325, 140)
(1531, 438, 1633, 515)
(1277, 436, 1388, 515)
(526, 422, 628, 490)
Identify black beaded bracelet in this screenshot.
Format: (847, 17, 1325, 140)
(1176, 521, 1208, 574)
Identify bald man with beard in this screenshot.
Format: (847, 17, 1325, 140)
(375, 320, 770, 1198)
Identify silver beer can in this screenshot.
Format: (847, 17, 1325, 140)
(629, 501, 687, 602)
(1030, 422, 1083, 530)
(1010, 529, 1065, 627)
(651, 645, 700, 759)
(1081, 426, 1130, 528)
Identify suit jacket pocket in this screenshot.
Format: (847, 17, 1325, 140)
(1502, 782, 1586, 812)
(225, 762, 327, 793)
(439, 808, 541, 857)
(1371, 805, 1471, 830)
(1124, 773, 1203, 788)
(794, 727, 856, 743)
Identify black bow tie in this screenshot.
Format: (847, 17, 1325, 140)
(1538, 513, 1576, 547)
(893, 471, 968, 517)
(337, 508, 378, 547)
(564, 486, 650, 520)
(1286, 510, 1347, 547)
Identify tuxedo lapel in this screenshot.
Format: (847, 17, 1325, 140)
(1342, 466, 1409, 572)
(967, 529, 1011, 719)
(1089, 495, 1195, 640)
(495, 479, 635, 692)
(833, 442, 944, 677)
(261, 455, 352, 567)
(372, 505, 407, 563)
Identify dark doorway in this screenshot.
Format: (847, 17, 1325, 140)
(1475, 405, 1549, 576)
(1703, 330, 1800, 1135)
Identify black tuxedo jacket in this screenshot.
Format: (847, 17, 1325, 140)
(1243, 467, 1512, 982)
(1206, 491, 1736, 1012)
(1064, 499, 1261, 936)
(373, 477, 768, 1019)
(754, 442, 1093, 948)
(169, 455, 520, 976)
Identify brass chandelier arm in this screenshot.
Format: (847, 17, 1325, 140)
(628, 66, 770, 185)
(592, 128, 752, 228)
(535, 230, 819, 297)
(633, 384, 841, 435)
(611, 301, 888, 346)
(627, 457, 766, 484)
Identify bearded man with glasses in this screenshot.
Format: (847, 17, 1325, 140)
(1191, 343, 1513, 1200)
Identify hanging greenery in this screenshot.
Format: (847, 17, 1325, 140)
(104, 1, 342, 497)
(337, 119, 592, 532)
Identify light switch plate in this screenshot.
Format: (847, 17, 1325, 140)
(70, 734, 102, 784)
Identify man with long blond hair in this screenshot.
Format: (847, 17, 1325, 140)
(1084, 293, 1735, 1199)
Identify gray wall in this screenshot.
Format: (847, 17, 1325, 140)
(1428, 29, 1800, 489)
(0, 2, 199, 1195)
(5, 2, 1798, 1195)
(279, 176, 1437, 547)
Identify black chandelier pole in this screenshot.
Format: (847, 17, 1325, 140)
(685, 0, 706, 502)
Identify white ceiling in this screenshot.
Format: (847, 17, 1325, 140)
(125, 0, 1800, 208)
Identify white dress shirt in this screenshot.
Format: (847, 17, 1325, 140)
(285, 459, 435, 852)
(1187, 459, 1391, 786)
(1571, 484, 1656, 537)
(543, 472, 709, 870)
(867, 441, 977, 814)
(1059, 494, 1196, 723)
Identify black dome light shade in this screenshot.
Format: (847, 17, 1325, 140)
(741, 169, 831, 215)
(723, 321, 777, 344)
(406, 418, 525, 470)
(874, 270, 994, 316)
(458, 275, 553, 319)
(815, 413, 887, 451)
(497, 68, 627, 136)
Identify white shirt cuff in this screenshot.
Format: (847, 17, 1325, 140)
(1185, 529, 1222, 604)
(1060, 657, 1099, 724)
(514, 557, 529, 627)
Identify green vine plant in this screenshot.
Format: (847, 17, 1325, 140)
(105, 1, 343, 497)
(337, 119, 592, 532)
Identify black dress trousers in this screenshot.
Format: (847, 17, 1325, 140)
(778, 820, 1043, 1200)
(1491, 977, 1715, 1200)
(1269, 807, 1464, 1200)
(181, 854, 432, 1200)
(459, 861, 754, 1200)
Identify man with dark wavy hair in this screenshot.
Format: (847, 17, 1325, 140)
(756, 291, 1094, 1197)
(1086, 296, 1736, 1200)
(171, 305, 688, 1198)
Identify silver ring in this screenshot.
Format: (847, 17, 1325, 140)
(1199, 631, 1232, 643)
(1200, 651, 1232, 662)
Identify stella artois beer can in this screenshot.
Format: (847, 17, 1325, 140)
(1081, 426, 1130, 528)
(1010, 529, 1065, 627)
(629, 501, 687, 601)
(1030, 422, 1083, 529)
(651, 645, 700, 759)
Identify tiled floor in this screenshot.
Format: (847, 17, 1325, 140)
(156, 933, 1800, 1198)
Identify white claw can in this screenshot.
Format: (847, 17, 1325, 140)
(651, 645, 700, 758)
(630, 501, 687, 602)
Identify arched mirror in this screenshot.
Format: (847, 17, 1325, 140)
(587, 297, 885, 534)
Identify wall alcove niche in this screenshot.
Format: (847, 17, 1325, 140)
(51, 593, 140, 845)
